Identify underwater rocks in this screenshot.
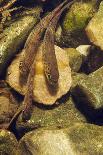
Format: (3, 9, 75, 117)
(86, 2, 103, 50)
(80, 46, 103, 74)
(56, 1, 96, 47)
(76, 45, 91, 57)
(7, 45, 72, 105)
(0, 129, 19, 155)
(18, 123, 103, 155)
(64, 48, 83, 72)
(0, 7, 41, 76)
(71, 72, 87, 89)
(16, 96, 86, 137)
(71, 66, 103, 116)
(63, 2, 95, 33)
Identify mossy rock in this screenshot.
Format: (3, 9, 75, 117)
(55, 25, 90, 48)
(0, 7, 41, 76)
(16, 96, 86, 137)
(71, 72, 88, 89)
(63, 2, 95, 32)
(0, 130, 19, 155)
(71, 67, 103, 120)
(18, 123, 103, 155)
(58, 1, 96, 47)
(64, 48, 84, 72)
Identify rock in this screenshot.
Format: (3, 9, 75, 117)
(6, 45, 72, 105)
(71, 72, 87, 89)
(64, 48, 83, 72)
(71, 67, 103, 116)
(63, 2, 95, 32)
(60, 1, 96, 47)
(16, 96, 86, 137)
(76, 45, 91, 56)
(0, 7, 41, 76)
(55, 25, 89, 48)
(0, 130, 19, 155)
(0, 85, 20, 128)
(18, 123, 103, 155)
(80, 46, 103, 74)
(86, 2, 103, 50)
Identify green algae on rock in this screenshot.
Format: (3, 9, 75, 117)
(86, 2, 103, 50)
(59, 1, 96, 47)
(18, 123, 103, 155)
(64, 48, 83, 72)
(72, 66, 103, 110)
(63, 2, 95, 32)
(0, 7, 41, 76)
(16, 96, 86, 137)
(71, 72, 87, 89)
(0, 129, 19, 155)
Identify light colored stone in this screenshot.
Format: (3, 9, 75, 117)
(86, 2, 103, 50)
(18, 123, 103, 155)
(6, 45, 72, 105)
(76, 45, 91, 56)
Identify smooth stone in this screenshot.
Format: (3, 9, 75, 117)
(18, 123, 103, 155)
(7, 45, 72, 105)
(86, 2, 103, 50)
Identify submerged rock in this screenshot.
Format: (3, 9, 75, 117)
(71, 66, 103, 111)
(71, 72, 87, 89)
(59, 1, 96, 47)
(18, 123, 103, 155)
(76, 45, 91, 56)
(63, 2, 95, 32)
(64, 48, 83, 72)
(7, 45, 72, 105)
(81, 46, 103, 74)
(0, 7, 41, 76)
(16, 96, 86, 137)
(0, 130, 19, 155)
(86, 2, 103, 50)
